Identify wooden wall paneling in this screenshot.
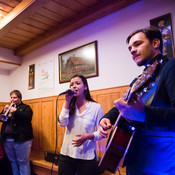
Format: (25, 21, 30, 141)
(56, 124, 65, 153)
(40, 97, 56, 152)
(119, 86, 129, 98)
(27, 100, 41, 151)
(91, 86, 129, 158)
(94, 91, 118, 158)
(97, 91, 119, 158)
(0, 102, 9, 112)
(56, 95, 66, 153)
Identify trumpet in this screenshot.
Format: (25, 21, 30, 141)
(0, 102, 16, 122)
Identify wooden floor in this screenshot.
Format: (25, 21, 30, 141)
(30, 151, 126, 175)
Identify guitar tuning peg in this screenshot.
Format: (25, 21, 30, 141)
(143, 87, 148, 92)
(140, 91, 143, 96)
(151, 82, 156, 88)
(160, 59, 163, 64)
(146, 75, 151, 79)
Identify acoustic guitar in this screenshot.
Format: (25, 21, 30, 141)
(98, 60, 159, 174)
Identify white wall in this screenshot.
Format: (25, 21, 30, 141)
(0, 69, 10, 101)
(0, 48, 21, 101)
(0, 47, 21, 63)
(1, 0, 175, 101)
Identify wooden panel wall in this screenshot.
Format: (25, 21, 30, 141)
(0, 85, 129, 158)
(90, 86, 129, 158)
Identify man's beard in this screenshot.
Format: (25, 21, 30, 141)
(137, 59, 148, 67)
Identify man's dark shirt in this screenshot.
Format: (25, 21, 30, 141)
(1, 101, 33, 142)
(102, 54, 175, 174)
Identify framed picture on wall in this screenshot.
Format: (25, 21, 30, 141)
(150, 13, 175, 58)
(58, 41, 98, 83)
(28, 64, 35, 90)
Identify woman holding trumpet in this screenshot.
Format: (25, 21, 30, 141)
(0, 90, 33, 175)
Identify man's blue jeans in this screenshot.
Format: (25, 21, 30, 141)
(4, 139, 32, 175)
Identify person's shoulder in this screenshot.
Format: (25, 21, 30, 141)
(89, 101, 102, 108)
(161, 57, 175, 75)
(89, 101, 97, 105)
(20, 102, 32, 109)
(164, 57, 175, 67)
(169, 57, 175, 62)
(20, 101, 28, 106)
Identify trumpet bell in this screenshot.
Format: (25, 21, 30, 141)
(0, 102, 16, 122)
(0, 114, 8, 122)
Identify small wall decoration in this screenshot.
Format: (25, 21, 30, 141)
(37, 60, 55, 96)
(28, 64, 35, 90)
(150, 13, 175, 58)
(58, 41, 98, 83)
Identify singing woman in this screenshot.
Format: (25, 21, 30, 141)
(58, 74, 103, 175)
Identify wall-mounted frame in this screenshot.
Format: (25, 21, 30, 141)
(58, 41, 98, 83)
(150, 13, 175, 58)
(28, 64, 35, 90)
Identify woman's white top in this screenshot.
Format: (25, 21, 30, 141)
(59, 101, 103, 160)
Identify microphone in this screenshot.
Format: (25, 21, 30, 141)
(59, 89, 75, 96)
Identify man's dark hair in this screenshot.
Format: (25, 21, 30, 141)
(126, 27, 163, 53)
(10, 90, 22, 100)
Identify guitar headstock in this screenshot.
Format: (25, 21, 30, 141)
(130, 60, 159, 94)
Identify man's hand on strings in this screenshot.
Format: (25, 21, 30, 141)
(114, 95, 145, 122)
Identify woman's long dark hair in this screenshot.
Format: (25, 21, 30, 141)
(69, 74, 95, 116)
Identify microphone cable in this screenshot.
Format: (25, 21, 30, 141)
(50, 94, 60, 175)
(118, 168, 121, 175)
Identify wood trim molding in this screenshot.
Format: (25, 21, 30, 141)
(0, 60, 21, 66)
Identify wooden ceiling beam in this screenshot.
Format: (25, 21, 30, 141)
(15, 0, 140, 56)
(0, 0, 49, 37)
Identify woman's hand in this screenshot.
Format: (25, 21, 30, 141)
(72, 133, 94, 147)
(64, 88, 74, 109)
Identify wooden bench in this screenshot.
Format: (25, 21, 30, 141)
(29, 151, 126, 175)
(30, 151, 58, 175)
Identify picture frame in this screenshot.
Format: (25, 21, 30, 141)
(28, 64, 35, 90)
(150, 13, 175, 58)
(58, 41, 98, 83)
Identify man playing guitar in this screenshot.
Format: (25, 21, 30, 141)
(99, 27, 175, 175)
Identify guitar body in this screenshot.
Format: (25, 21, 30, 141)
(98, 60, 160, 174)
(98, 117, 135, 174)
